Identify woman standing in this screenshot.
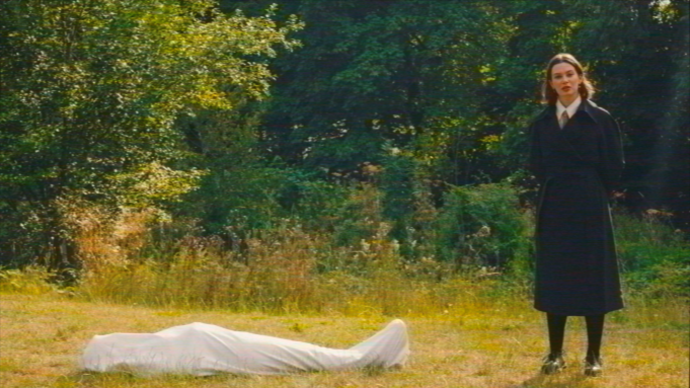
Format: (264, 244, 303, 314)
(528, 53, 624, 377)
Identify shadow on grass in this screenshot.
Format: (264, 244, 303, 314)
(58, 366, 397, 388)
(510, 373, 591, 388)
(60, 370, 251, 386)
(60, 367, 394, 386)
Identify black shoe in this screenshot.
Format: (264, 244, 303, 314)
(541, 353, 566, 375)
(584, 357, 602, 377)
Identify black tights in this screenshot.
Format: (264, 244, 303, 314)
(547, 313, 605, 361)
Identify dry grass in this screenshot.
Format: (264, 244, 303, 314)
(1, 292, 687, 388)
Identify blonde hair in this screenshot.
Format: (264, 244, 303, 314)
(541, 53, 595, 105)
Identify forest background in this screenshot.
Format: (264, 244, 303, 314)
(0, 0, 688, 311)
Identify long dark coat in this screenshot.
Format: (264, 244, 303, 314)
(528, 99, 624, 316)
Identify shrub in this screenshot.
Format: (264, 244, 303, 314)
(281, 174, 351, 233)
(435, 183, 528, 269)
(615, 208, 690, 298)
(332, 183, 384, 247)
(379, 150, 440, 262)
(79, 221, 323, 312)
(380, 152, 416, 239)
(0, 266, 56, 294)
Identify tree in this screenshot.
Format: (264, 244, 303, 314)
(0, 0, 301, 268)
(245, 0, 513, 183)
(568, 0, 689, 226)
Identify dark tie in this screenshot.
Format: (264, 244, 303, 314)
(559, 111, 569, 129)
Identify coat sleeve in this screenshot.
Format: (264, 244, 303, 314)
(527, 122, 544, 183)
(597, 115, 624, 194)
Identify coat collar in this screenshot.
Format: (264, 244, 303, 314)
(534, 99, 599, 124)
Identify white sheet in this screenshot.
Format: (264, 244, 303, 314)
(81, 319, 409, 375)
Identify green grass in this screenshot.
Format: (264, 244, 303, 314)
(1, 291, 687, 388)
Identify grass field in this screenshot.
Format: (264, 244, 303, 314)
(1, 291, 687, 388)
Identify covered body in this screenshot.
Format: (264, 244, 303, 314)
(528, 99, 624, 316)
(81, 320, 409, 376)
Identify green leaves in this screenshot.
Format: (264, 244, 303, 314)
(0, 0, 301, 266)
(0, 0, 299, 203)
(260, 0, 513, 177)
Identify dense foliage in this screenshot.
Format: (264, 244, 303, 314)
(1, 0, 688, 290)
(0, 0, 300, 268)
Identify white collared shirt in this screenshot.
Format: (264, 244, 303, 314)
(556, 96, 582, 122)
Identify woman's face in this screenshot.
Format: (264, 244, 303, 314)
(549, 62, 582, 105)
